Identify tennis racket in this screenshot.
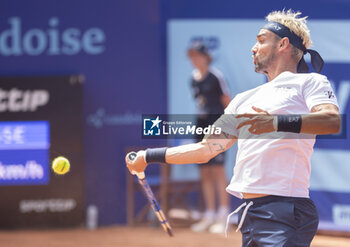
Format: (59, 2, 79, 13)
(127, 152, 173, 237)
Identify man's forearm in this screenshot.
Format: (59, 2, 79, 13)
(129, 132, 236, 173)
(165, 133, 236, 164)
(165, 142, 214, 164)
(301, 111, 341, 135)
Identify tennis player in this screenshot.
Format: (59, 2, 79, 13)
(126, 9, 340, 246)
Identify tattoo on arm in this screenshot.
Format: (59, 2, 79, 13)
(206, 142, 224, 155)
(212, 143, 224, 152)
(222, 132, 230, 139)
(204, 131, 231, 140)
(203, 131, 236, 155)
(206, 142, 213, 153)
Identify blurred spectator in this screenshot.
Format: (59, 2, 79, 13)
(187, 41, 231, 233)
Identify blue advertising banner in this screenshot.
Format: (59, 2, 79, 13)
(0, 121, 50, 186)
(0, 121, 49, 150)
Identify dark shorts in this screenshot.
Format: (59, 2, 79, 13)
(238, 195, 319, 247)
(196, 115, 224, 167)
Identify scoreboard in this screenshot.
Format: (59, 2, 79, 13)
(0, 121, 50, 186)
(0, 76, 84, 229)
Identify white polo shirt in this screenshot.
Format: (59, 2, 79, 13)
(215, 71, 339, 199)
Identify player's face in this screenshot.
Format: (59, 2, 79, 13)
(188, 51, 209, 69)
(251, 29, 279, 74)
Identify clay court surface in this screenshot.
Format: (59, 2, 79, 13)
(1, 226, 350, 247)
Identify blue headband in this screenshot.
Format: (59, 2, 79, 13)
(262, 21, 324, 73)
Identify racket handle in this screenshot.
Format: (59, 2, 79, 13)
(128, 152, 145, 179)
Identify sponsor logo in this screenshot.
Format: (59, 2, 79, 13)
(274, 86, 298, 98)
(324, 90, 335, 99)
(0, 88, 49, 112)
(19, 199, 77, 213)
(87, 108, 140, 128)
(287, 115, 301, 123)
(269, 23, 282, 31)
(0, 17, 106, 56)
(333, 204, 350, 226)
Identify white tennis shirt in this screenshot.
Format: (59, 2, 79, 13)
(215, 71, 339, 199)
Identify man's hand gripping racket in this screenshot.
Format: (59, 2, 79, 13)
(125, 152, 173, 237)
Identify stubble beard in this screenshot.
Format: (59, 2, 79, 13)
(254, 49, 277, 74)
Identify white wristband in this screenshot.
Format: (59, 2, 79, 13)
(272, 116, 278, 131)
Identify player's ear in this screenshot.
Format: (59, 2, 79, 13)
(279, 37, 290, 50)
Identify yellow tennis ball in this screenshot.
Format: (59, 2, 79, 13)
(52, 156, 70, 175)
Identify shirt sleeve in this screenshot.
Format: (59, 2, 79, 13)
(303, 74, 339, 111)
(211, 68, 230, 96)
(213, 97, 239, 137)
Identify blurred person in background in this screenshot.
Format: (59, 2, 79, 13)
(186, 41, 231, 233)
